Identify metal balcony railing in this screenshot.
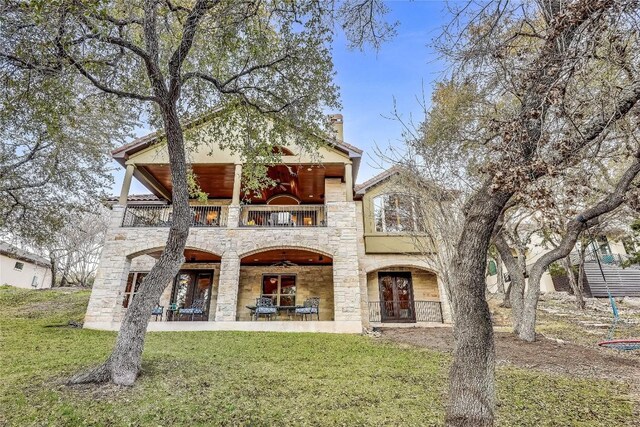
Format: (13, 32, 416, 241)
(239, 205, 326, 228)
(122, 205, 228, 227)
(368, 300, 443, 323)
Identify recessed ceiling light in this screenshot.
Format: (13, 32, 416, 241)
(308, 258, 313, 261)
(254, 258, 259, 261)
(307, 167, 313, 171)
(309, 195, 313, 198)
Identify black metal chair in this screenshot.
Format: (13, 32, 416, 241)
(254, 297, 277, 320)
(151, 305, 164, 321)
(179, 299, 206, 321)
(295, 297, 320, 321)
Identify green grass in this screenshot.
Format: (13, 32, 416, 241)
(0, 286, 634, 426)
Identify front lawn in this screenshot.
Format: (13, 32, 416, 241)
(0, 286, 634, 426)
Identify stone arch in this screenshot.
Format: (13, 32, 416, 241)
(239, 244, 333, 260)
(126, 245, 223, 261)
(123, 234, 226, 260)
(365, 263, 439, 276)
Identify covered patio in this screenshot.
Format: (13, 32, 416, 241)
(235, 248, 335, 321)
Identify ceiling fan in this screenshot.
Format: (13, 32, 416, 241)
(270, 260, 298, 267)
(269, 251, 298, 267)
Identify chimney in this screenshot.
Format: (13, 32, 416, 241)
(328, 113, 344, 141)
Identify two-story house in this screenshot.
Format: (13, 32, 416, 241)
(84, 114, 451, 333)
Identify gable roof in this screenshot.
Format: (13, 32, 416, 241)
(354, 165, 403, 196)
(0, 242, 50, 267)
(112, 112, 362, 165)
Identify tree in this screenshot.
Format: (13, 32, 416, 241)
(420, 1, 640, 424)
(1, 0, 390, 386)
(519, 156, 640, 341)
(495, 144, 640, 337)
(0, 69, 134, 246)
(47, 209, 111, 287)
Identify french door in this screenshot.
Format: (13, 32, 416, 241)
(378, 272, 416, 323)
(171, 270, 214, 318)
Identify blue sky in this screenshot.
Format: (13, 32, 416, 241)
(113, 1, 450, 196)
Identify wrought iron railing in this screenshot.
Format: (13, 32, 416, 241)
(239, 205, 326, 227)
(368, 300, 443, 323)
(122, 205, 228, 227)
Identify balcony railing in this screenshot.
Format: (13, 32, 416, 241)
(368, 300, 443, 323)
(122, 205, 228, 227)
(239, 205, 326, 228)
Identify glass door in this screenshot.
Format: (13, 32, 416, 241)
(378, 272, 415, 323)
(171, 270, 214, 320)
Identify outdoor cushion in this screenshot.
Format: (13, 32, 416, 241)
(180, 308, 204, 315)
(256, 307, 277, 314)
(295, 307, 317, 314)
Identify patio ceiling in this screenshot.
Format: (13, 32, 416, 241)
(137, 164, 345, 203)
(241, 249, 333, 266)
(147, 249, 221, 263)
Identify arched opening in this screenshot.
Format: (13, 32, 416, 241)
(366, 266, 443, 324)
(122, 248, 221, 322)
(237, 248, 334, 321)
(266, 194, 301, 205)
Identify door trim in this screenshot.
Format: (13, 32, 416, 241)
(377, 271, 416, 323)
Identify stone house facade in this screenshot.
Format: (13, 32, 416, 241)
(84, 115, 451, 333)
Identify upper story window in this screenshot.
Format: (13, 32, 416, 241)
(373, 193, 424, 233)
(14, 261, 24, 271)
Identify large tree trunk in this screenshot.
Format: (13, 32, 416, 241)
(445, 186, 512, 427)
(562, 256, 585, 310)
(49, 253, 57, 288)
(69, 103, 190, 386)
(501, 281, 512, 308)
(494, 233, 525, 334)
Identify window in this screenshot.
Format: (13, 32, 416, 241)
(14, 262, 24, 271)
(31, 276, 39, 288)
(373, 193, 424, 233)
(122, 272, 147, 308)
(262, 274, 296, 306)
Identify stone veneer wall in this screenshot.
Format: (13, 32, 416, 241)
(85, 178, 362, 330)
(112, 254, 220, 323)
(353, 201, 453, 325)
(236, 266, 334, 321)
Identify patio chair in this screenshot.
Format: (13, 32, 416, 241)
(179, 299, 206, 321)
(254, 297, 277, 321)
(295, 297, 320, 321)
(151, 305, 164, 321)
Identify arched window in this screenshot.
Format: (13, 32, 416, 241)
(373, 193, 424, 233)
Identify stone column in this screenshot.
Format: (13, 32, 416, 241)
(330, 202, 362, 328)
(119, 164, 135, 206)
(231, 163, 242, 205)
(214, 252, 241, 321)
(344, 162, 353, 202)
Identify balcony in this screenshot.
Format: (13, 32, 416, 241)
(122, 205, 228, 227)
(239, 205, 326, 228)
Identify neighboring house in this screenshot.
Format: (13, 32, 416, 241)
(0, 242, 51, 289)
(486, 233, 640, 297)
(84, 114, 451, 333)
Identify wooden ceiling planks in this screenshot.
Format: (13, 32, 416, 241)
(240, 248, 333, 266)
(139, 163, 345, 204)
